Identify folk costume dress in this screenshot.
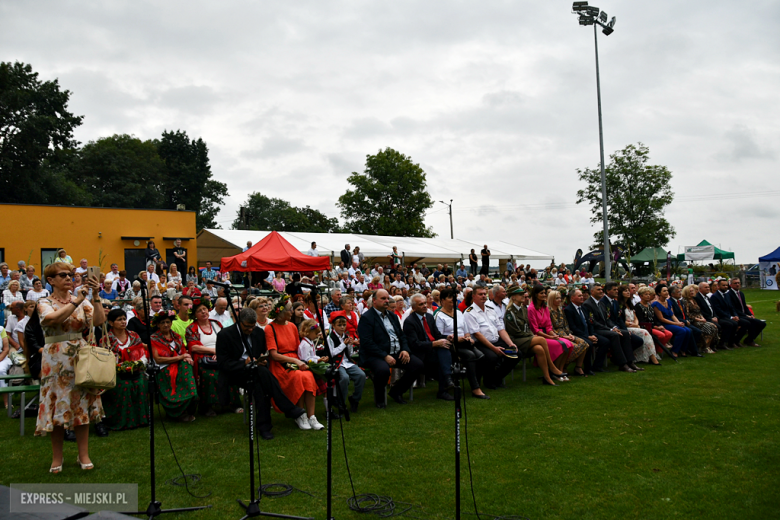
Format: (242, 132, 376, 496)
(35, 297, 104, 436)
(265, 321, 318, 412)
(185, 320, 242, 410)
(102, 330, 149, 430)
(328, 310, 359, 340)
(151, 330, 198, 418)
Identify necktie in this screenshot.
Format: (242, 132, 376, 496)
(422, 316, 435, 342)
(578, 307, 586, 327)
(677, 299, 685, 320)
(735, 291, 745, 312)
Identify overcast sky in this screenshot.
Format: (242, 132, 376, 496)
(4, 1, 778, 265)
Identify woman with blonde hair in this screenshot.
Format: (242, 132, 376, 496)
(368, 276, 383, 291)
(681, 284, 719, 353)
(3, 280, 25, 319)
(36, 261, 105, 472)
(249, 297, 271, 329)
(547, 289, 590, 376)
(56, 249, 73, 265)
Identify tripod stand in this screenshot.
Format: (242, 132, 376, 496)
(300, 283, 350, 520)
(129, 277, 210, 519)
(208, 280, 313, 520)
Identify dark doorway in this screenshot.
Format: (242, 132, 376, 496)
(124, 249, 147, 279)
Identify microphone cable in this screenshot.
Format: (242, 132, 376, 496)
(157, 402, 212, 499)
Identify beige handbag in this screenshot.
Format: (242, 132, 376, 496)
(74, 316, 116, 392)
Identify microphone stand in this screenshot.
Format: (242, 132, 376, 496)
(217, 280, 312, 520)
(450, 307, 463, 520)
(130, 278, 210, 519)
(301, 283, 349, 520)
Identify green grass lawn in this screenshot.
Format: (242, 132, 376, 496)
(3, 289, 779, 520)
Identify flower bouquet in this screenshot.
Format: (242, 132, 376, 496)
(117, 360, 145, 380)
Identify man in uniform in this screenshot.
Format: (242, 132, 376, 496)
(463, 286, 519, 389)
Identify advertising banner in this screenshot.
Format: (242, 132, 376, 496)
(759, 261, 779, 290)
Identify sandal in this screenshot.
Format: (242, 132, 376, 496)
(50, 464, 63, 474)
(76, 457, 94, 470)
(233, 407, 244, 414)
(572, 367, 588, 377)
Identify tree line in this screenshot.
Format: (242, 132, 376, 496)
(1, 61, 676, 251)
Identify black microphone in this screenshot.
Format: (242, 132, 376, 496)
(206, 279, 233, 288)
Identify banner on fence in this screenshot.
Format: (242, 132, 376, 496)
(759, 261, 779, 290)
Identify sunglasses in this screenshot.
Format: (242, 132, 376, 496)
(55, 272, 75, 279)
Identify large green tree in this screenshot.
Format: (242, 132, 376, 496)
(337, 148, 435, 237)
(74, 134, 166, 208)
(156, 130, 228, 230)
(576, 143, 676, 255)
(234, 192, 340, 232)
(0, 61, 85, 204)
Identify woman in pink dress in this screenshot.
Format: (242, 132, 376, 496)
(527, 285, 571, 379)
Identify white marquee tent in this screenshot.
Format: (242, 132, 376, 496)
(197, 229, 554, 268)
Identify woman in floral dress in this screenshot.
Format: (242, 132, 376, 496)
(150, 310, 198, 422)
(36, 262, 106, 473)
(618, 286, 661, 365)
(185, 300, 242, 416)
(102, 309, 149, 430)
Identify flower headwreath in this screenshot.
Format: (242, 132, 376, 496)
(269, 294, 291, 319)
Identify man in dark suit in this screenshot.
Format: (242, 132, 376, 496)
(358, 289, 424, 408)
(402, 294, 455, 401)
(710, 279, 747, 349)
(216, 308, 306, 440)
(695, 282, 729, 350)
(564, 288, 597, 375)
(668, 285, 703, 356)
(340, 245, 352, 267)
(728, 278, 765, 346)
(581, 283, 637, 373)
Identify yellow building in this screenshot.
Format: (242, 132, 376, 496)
(0, 204, 197, 277)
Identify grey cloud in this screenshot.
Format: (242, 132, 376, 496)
(718, 125, 775, 162)
(242, 135, 308, 159)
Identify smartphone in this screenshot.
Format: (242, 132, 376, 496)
(87, 266, 101, 300)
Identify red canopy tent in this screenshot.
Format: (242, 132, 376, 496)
(220, 231, 331, 272)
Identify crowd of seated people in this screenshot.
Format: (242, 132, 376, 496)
(1, 246, 768, 456)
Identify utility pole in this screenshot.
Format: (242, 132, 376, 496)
(439, 199, 454, 239)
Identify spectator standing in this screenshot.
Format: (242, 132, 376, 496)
(172, 238, 187, 275)
(468, 249, 478, 277)
(480, 245, 490, 276)
(145, 240, 164, 274)
(340, 245, 352, 266)
(307, 242, 319, 257)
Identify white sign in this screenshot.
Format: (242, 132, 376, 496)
(759, 261, 779, 290)
(684, 245, 715, 262)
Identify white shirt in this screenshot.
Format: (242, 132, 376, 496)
(105, 271, 120, 283)
(75, 266, 88, 276)
(146, 272, 160, 283)
(298, 337, 319, 363)
(352, 280, 368, 293)
(5, 314, 20, 345)
(26, 289, 50, 302)
(435, 309, 466, 338)
(326, 331, 355, 369)
(14, 316, 30, 344)
(631, 294, 641, 306)
(307, 248, 319, 257)
(485, 299, 507, 320)
(209, 309, 234, 327)
(554, 277, 567, 286)
(391, 280, 409, 290)
(463, 303, 503, 343)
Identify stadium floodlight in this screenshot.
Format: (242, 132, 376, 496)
(570, 4, 617, 280)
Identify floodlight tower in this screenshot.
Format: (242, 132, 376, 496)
(571, 1, 616, 281)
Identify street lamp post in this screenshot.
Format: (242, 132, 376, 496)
(439, 199, 454, 239)
(572, 1, 616, 281)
